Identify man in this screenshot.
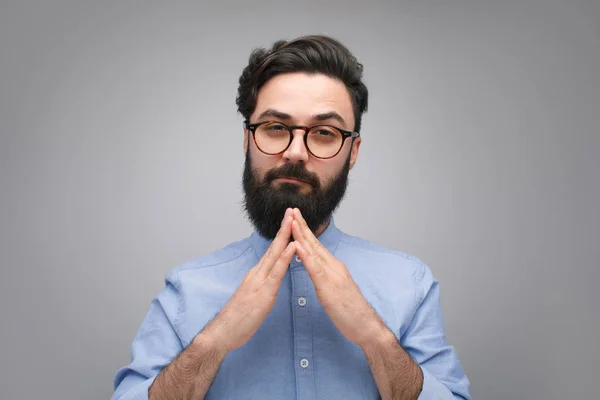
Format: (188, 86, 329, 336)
(113, 35, 470, 400)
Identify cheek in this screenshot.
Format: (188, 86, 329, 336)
(313, 159, 344, 185)
(249, 148, 278, 178)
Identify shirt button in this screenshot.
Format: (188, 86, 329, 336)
(297, 297, 307, 307)
(295, 255, 301, 263)
(300, 358, 309, 368)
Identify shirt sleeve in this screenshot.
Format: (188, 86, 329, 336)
(402, 261, 471, 400)
(112, 271, 183, 400)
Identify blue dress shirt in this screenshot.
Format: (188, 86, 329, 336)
(113, 217, 470, 399)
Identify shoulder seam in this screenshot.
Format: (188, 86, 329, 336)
(412, 258, 428, 305)
(171, 270, 183, 335)
(175, 244, 255, 273)
(338, 237, 414, 260)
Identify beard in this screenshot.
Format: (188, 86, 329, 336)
(242, 151, 351, 240)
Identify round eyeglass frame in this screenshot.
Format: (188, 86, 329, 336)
(244, 120, 360, 159)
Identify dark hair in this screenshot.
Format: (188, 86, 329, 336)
(236, 35, 368, 132)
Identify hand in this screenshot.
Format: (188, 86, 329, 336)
(201, 208, 296, 354)
(290, 208, 388, 347)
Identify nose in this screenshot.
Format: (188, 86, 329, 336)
(282, 129, 309, 163)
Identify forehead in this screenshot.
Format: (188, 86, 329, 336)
(251, 72, 355, 127)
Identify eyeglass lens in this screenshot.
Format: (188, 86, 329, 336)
(254, 122, 343, 158)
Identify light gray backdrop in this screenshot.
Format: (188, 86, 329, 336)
(1, 1, 598, 399)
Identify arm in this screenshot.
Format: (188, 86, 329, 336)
(361, 329, 423, 400)
(112, 272, 187, 400)
(363, 262, 471, 400)
(148, 330, 226, 400)
(112, 275, 227, 400)
(113, 209, 297, 400)
(289, 209, 470, 399)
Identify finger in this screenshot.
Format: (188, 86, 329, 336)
(265, 241, 296, 289)
(291, 219, 313, 255)
(295, 241, 326, 281)
(293, 208, 321, 248)
(292, 208, 311, 242)
(258, 208, 293, 274)
(292, 209, 332, 260)
(260, 210, 292, 267)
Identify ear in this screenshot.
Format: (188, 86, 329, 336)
(243, 129, 249, 154)
(349, 137, 361, 170)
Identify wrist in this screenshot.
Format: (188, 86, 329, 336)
(358, 322, 397, 351)
(193, 327, 229, 359)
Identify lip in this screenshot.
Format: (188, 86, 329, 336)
(274, 177, 309, 185)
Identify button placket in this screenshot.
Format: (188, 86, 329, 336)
(290, 268, 316, 400)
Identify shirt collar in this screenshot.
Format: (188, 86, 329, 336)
(249, 215, 342, 259)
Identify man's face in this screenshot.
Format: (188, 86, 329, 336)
(242, 72, 361, 239)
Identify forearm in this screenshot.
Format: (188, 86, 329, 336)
(361, 329, 423, 400)
(148, 331, 226, 400)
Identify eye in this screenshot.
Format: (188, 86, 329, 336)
(309, 126, 339, 138)
(264, 122, 287, 131)
(315, 129, 334, 136)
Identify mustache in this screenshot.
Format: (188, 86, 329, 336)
(265, 163, 320, 188)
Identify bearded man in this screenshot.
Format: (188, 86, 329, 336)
(113, 35, 470, 400)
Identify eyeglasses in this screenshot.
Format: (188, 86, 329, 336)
(244, 120, 360, 159)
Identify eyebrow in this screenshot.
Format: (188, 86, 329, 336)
(256, 108, 347, 126)
(257, 109, 292, 121)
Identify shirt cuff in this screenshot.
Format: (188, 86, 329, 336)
(113, 376, 157, 400)
(417, 367, 454, 400)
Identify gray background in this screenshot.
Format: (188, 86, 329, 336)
(1, 1, 598, 399)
